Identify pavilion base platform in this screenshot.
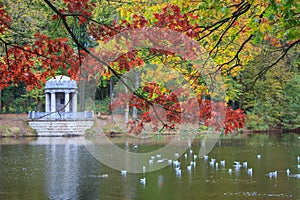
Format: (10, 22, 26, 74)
(28, 120, 94, 136)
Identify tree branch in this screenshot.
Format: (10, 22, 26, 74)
(253, 38, 300, 83)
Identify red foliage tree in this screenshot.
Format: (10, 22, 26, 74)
(0, 1, 246, 134)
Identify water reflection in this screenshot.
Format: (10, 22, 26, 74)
(44, 143, 79, 199)
(0, 133, 299, 200)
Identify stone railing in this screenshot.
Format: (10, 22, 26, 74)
(28, 111, 94, 121)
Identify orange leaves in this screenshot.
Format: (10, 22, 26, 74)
(116, 51, 142, 72)
(0, 33, 81, 89)
(31, 34, 77, 75)
(153, 4, 199, 37)
(1, 47, 38, 88)
(111, 82, 246, 135)
(51, 0, 95, 24)
(224, 108, 246, 134)
(127, 120, 144, 135)
(0, 5, 11, 34)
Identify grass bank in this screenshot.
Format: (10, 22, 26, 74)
(0, 114, 36, 137)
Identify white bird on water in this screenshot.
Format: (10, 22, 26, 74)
(234, 161, 242, 170)
(121, 170, 127, 176)
(287, 168, 300, 178)
(157, 159, 165, 164)
(243, 161, 248, 169)
(287, 169, 290, 176)
(190, 161, 196, 167)
(290, 174, 300, 178)
(220, 160, 225, 168)
(247, 168, 253, 176)
(140, 177, 146, 185)
(187, 165, 192, 172)
(193, 154, 198, 160)
(99, 174, 108, 178)
(149, 159, 154, 165)
(175, 167, 182, 176)
(268, 171, 277, 178)
(228, 168, 232, 175)
(173, 160, 180, 167)
(257, 155, 261, 159)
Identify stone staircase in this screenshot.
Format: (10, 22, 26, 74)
(28, 120, 94, 136)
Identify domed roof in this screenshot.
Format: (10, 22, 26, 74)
(45, 75, 77, 90)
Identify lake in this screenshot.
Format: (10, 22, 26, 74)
(0, 133, 300, 200)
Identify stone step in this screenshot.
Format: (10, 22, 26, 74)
(28, 120, 94, 136)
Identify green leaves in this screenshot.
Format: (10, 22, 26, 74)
(241, 46, 300, 130)
(281, 74, 300, 129)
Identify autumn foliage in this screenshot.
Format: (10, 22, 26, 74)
(0, 1, 260, 134)
(110, 82, 246, 135)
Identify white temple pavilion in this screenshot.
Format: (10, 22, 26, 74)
(44, 75, 77, 113)
(28, 75, 94, 136)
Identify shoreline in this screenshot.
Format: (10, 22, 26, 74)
(1, 114, 299, 138)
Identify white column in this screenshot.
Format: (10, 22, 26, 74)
(45, 93, 50, 113)
(65, 92, 70, 112)
(51, 92, 56, 112)
(72, 92, 77, 112)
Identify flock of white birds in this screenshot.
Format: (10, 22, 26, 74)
(120, 151, 300, 185)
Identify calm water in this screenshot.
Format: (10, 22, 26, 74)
(0, 133, 300, 200)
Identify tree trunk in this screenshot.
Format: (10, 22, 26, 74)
(231, 101, 235, 110)
(37, 97, 42, 112)
(110, 77, 114, 123)
(132, 71, 139, 119)
(124, 77, 129, 124)
(79, 80, 85, 111)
